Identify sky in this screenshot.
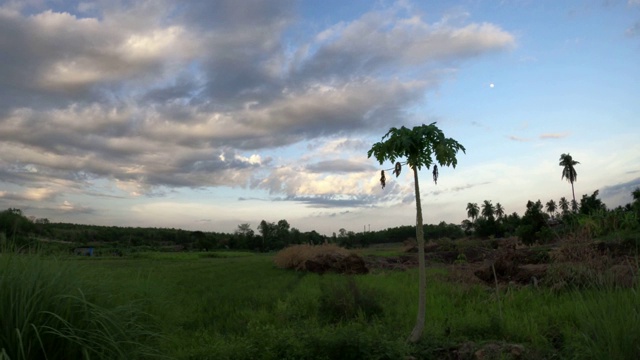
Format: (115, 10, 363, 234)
(0, 0, 639, 235)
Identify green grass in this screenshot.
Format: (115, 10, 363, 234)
(5, 250, 639, 359)
(0, 254, 163, 360)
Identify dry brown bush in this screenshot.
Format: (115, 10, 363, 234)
(545, 231, 639, 289)
(551, 232, 609, 270)
(274, 243, 369, 274)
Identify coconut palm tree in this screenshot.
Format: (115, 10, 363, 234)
(559, 153, 580, 206)
(545, 199, 557, 218)
(368, 123, 465, 343)
(559, 197, 569, 216)
(466, 202, 480, 221)
(481, 200, 495, 220)
(495, 203, 505, 221)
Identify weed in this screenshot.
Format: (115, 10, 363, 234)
(454, 253, 467, 264)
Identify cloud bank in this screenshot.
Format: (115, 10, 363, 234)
(0, 1, 515, 217)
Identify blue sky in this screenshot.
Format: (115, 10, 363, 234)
(0, 0, 638, 235)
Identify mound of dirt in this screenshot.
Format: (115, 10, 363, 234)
(474, 249, 549, 285)
(302, 253, 369, 275)
(365, 255, 418, 271)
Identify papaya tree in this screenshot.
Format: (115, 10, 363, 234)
(367, 123, 465, 343)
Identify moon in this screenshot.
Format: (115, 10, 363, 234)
(489, 83, 495, 88)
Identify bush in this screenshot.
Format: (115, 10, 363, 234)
(273, 243, 354, 271)
(0, 255, 162, 359)
(273, 244, 369, 274)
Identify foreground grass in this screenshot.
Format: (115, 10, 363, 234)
(0, 254, 163, 360)
(64, 251, 640, 360)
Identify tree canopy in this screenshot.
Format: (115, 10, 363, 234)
(368, 123, 465, 172)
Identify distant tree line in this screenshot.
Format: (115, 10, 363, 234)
(1, 187, 638, 252)
(463, 188, 640, 245)
(0, 208, 464, 253)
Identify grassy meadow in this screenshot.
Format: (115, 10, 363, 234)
(3, 245, 638, 360)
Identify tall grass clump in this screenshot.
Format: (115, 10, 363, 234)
(567, 287, 640, 360)
(0, 254, 162, 360)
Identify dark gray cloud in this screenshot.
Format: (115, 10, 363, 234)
(599, 177, 640, 207)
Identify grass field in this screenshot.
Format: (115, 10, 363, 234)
(2, 249, 639, 359)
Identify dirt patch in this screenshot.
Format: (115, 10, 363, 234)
(361, 237, 638, 289)
(365, 254, 418, 271)
(303, 253, 369, 275)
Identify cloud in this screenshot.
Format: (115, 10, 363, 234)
(306, 160, 376, 173)
(626, 21, 640, 37)
(0, 1, 516, 206)
(471, 121, 491, 130)
(296, 10, 515, 80)
(539, 132, 569, 139)
(507, 135, 530, 142)
(275, 194, 378, 208)
(0, 188, 57, 201)
(58, 200, 95, 214)
(599, 177, 640, 207)
(449, 182, 492, 192)
(0, 6, 198, 112)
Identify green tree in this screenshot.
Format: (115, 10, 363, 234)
(517, 200, 548, 245)
(495, 203, 505, 221)
(579, 190, 606, 215)
(559, 153, 580, 206)
(481, 200, 495, 220)
(571, 199, 579, 213)
(559, 197, 570, 216)
(461, 219, 474, 235)
(368, 123, 465, 343)
(502, 212, 522, 236)
(258, 220, 277, 251)
(290, 227, 302, 244)
(234, 223, 255, 249)
(631, 187, 640, 221)
(545, 199, 557, 218)
(466, 203, 479, 221)
(274, 219, 291, 249)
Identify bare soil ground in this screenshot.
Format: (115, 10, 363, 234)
(364, 237, 639, 289)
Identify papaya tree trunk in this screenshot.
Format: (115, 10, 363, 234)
(408, 166, 426, 343)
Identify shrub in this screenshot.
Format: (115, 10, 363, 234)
(273, 243, 352, 270)
(274, 244, 369, 274)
